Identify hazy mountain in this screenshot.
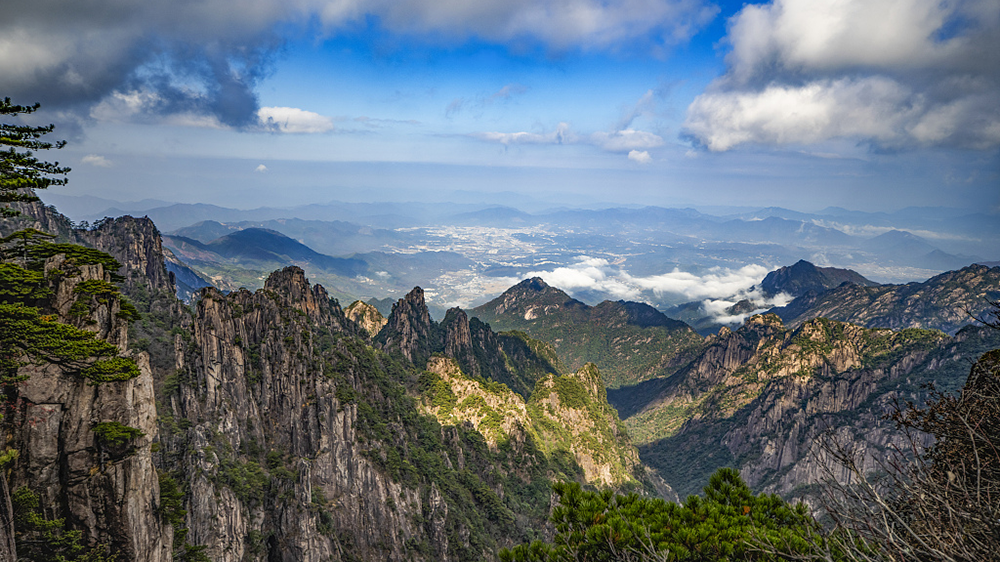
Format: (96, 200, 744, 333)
(170, 218, 404, 256)
(169, 227, 368, 278)
(446, 206, 538, 227)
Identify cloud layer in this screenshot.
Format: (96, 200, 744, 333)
(472, 123, 664, 155)
(527, 258, 795, 325)
(683, 0, 1000, 151)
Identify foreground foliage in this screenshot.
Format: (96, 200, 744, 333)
(501, 468, 820, 562)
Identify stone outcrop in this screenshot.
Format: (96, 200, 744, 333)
(375, 286, 441, 363)
(344, 300, 387, 337)
(420, 357, 649, 490)
(626, 313, 997, 500)
(5, 255, 171, 561)
(162, 269, 428, 561)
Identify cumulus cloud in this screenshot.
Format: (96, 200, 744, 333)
(320, 0, 718, 49)
(627, 264, 771, 300)
(1, 0, 717, 129)
(258, 106, 335, 134)
(698, 290, 793, 325)
(684, 0, 1000, 150)
(81, 154, 113, 168)
(254, 164, 268, 173)
(628, 150, 652, 163)
(527, 257, 641, 301)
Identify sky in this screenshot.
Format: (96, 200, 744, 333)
(3, 0, 999, 213)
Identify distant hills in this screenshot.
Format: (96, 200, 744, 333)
(48, 193, 998, 314)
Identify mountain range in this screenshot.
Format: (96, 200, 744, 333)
(2, 195, 998, 561)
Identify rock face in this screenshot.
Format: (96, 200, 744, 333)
(376, 286, 442, 363)
(5, 254, 171, 561)
(161, 267, 639, 561)
(78, 216, 174, 295)
(163, 269, 425, 562)
(770, 264, 1000, 335)
(420, 357, 645, 489)
(345, 300, 388, 337)
(622, 313, 1000, 500)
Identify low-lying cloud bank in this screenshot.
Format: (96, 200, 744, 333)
(524, 256, 791, 324)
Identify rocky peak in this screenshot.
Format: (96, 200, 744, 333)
(442, 308, 478, 376)
(478, 277, 577, 317)
(760, 259, 875, 298)
(345, 300, 387, 337)
(568, 362, 606, 400)
(376, 286, 442, 363)
(262, 266, 341, 325)
(80, 216, 174, 296)
(519, 277, 550, 292)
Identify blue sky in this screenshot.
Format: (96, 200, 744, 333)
(3, 0, 998, 212)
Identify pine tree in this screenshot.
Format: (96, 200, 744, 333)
(1, 98, 70, 216)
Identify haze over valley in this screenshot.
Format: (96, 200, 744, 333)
(43, 192, 1000, 329)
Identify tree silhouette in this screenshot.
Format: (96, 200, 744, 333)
(1, 98, 70, 216)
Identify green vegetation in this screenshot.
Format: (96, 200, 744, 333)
(91, 421, 145, 446)
(0, 302, 140, 384)
(12, 486, 116, 561)
(500, 468, 819, 561)
(1, 98, 69, 216)
(629, 315, 996, 500)
(473, 294, 704, 389)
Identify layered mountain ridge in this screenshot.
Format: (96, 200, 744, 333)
(771, 263, 1000, 334)
(2, 197, 998, 561)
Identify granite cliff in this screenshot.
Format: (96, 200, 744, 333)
(613, 313, 1000, 499)
(2, 200, 651, 561)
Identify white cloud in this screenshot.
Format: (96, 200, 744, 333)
(258, 106, 335, 134)
(81, 154, 113, 168)
(472, 123, 574, 145)
(627, 264, 771, 300)
(684, 0, 1000, 150)
(319, 0, 719, 50)
(528, 257, 641, 301)
(590, 129, 664, 152)
(254, 164, 268, 173)
(2, 0, 718, 129)
(472, 123, 664, 154)
(524, 258, 793, 324)
(628, 150, 652, 164)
